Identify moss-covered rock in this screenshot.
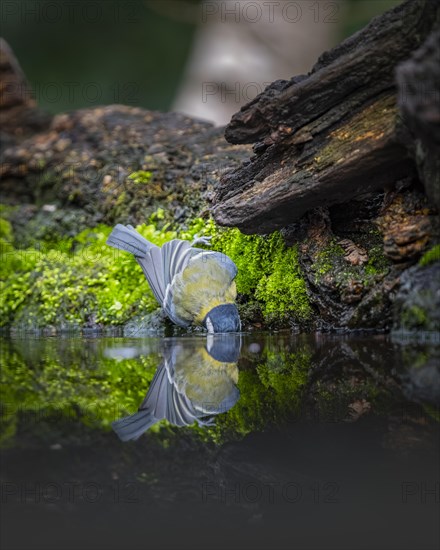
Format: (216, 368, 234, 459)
(392, 262, 440, 334)
(419, 244, 440, 267)
(0, 221, 183, 331)
(2, 185, 437, 333)
(1, 213, 314, 332)
(0, 106, 251, 245)
(211, 227, 311, 327)
(296, 204, 397, 330)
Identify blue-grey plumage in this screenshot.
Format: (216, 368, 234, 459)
(112, 335, 241, 441)
(106, 223, 241, 332)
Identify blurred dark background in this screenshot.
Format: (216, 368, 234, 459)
(1, 0, 401, 124)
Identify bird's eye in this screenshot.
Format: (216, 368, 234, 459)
(206, 317, 214, 334)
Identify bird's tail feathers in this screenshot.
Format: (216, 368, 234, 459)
(106, 224, 153, 258)
(112, 409, 158, 441)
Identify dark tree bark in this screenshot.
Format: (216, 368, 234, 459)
(212, 0, 440, 234)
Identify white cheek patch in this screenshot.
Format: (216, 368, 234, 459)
(206, 317, 214, 334)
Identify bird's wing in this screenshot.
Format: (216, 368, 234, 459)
(139, 239, 194, 318)
(167, 386, 199, 426)
(138, 356, 199, 427)
(138, 360, 170, 418)
(137, 245, 166, 303)
(160, 239, 193, 287)
(158, 240, 201, 324)
(107, 224, 166, 303)
(112, 409, 158, 441)
(106, 223, 155, 257)
(162, 241, 238, 287)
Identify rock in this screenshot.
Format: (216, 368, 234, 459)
(397, 30, 440, 209)
(296, 205, 399, 331)
(344, 275, 400, 330)
(348, 399, 371, 422)
(0, 105, 252, 244)
(392, 262, 440, 333)
(123, 310, 169, 337)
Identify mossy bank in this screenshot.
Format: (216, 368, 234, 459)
(1, 192, 438, 334)
(0, 212, 312, 333)
(1, 101, 438, 333)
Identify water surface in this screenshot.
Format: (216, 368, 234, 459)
(1, 333, 439, 550)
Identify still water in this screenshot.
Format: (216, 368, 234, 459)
(0, 333, 439, 550)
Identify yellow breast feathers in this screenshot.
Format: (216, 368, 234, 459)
(172, 254, 237, 324)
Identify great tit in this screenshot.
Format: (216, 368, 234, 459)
(107, 224, 241, 333)
(112, 334, 241, 441)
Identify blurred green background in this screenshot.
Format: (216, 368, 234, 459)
(1, 0, 401, 115)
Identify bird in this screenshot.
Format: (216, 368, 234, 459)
(112, 334, 241, 441)
(106, 223, 241, 332)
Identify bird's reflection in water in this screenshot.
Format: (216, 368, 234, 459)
(111, 335, 241, 441)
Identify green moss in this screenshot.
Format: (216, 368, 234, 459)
(419, 244, 440, 267)
(0, 205, 14, 218)
(365, 244, 389, 275)
(194, 340, 311, 443)
(0, 219, 13, 240)
(311, 237, 390, 294)
(128, 170, 152, 184)
(401, 304, 429, 330)
(210, 225, 311, 323)
(313, 240, 345, 276)
(0, 223, 178, 329)
(0, 215, 311, 329)
(0, 339, 160, 446)
(423, 404, 440, 423)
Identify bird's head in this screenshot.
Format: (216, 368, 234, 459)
(203, 304, 241, 333)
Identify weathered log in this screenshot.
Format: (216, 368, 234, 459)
(212, 0, 440, 234)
